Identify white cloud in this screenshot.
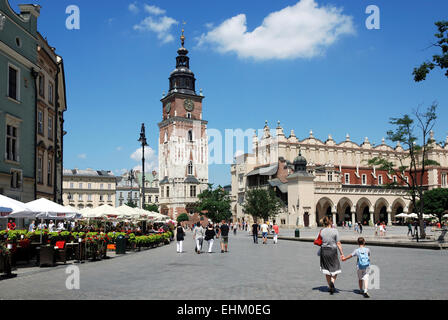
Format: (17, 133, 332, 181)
(77, 154, 87, 159)
(128, 2, 139, 14)
(197, 0, 355, 60)
(116, 146, 123, 151)
(133, 15, 178, 43)
(132, 3, 177, 44)
(130, 147, 158, 172)
(144, 4, 165, 15)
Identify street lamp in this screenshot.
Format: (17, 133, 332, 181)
(138, 123, 148, 209)
(127, 169, 135, 206)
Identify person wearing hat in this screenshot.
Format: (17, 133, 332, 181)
(204, 224, 216, 253)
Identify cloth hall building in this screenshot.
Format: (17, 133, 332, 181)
(231, 122, 448, 228)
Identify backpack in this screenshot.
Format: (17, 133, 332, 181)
(357, 248, 370, 270)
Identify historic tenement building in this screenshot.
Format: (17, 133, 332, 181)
(157, 32, 208, 220)
(0, 2, 40, 203)
(231, 121, 448, 228)
(62, 169, 116, 209)
(137, 170, 159, 208)
(0, 1, 66, 206)
(36, 32, 66, 203)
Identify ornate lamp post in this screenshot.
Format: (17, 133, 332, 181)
(138, 123, 148, 209)
(127, 169, 135, 206)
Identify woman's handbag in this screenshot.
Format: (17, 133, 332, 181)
(313, 230, 323, 246)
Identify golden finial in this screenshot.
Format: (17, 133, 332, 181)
(180, 21, 186, 47)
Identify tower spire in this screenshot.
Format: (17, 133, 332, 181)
(180, 21, 186, 48)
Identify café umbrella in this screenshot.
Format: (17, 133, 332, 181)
(26, 198, 81, 220)
(0, 194, 34, 218)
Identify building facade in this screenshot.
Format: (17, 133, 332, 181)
(115, 170, 140, 207)
(62, 168, 116, 209)
(231, 122, 448, 228)
(35, 32, 66, 202)
(0, 1, 40, 203)
(137, 170, 159, 208)
(0, 1, 66, 207)
(158, 32, 209, 219)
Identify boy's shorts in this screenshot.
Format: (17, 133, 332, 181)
(357, 268, 370, 281)
(221, 236, 228, 244)
(262, 232, 268, 238)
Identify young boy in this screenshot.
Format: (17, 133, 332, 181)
(342, 237, 371, 298)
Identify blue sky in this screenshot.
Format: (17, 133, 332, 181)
(8, 0, 448, 186)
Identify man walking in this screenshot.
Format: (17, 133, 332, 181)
(260, 220, 269, 244)
(218, 220, 230, 253)
(252, 220, 259, 244)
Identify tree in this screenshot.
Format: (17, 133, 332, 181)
(368, 104, 440, 238)
(242, 188, 283, 222)
(143, 203, 158, 212)
(126, 201, 137, 208)
(413, 21, 448, 82)
(419, 188, 448, 223)
(176, 213, 190, 223)
(194, 185, 232, 223)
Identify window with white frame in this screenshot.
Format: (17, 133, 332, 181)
(87, 194, 92, 201)
(166, 186, 170, 197)
(47, 158, 52, 186)
(38, 74, 45, 97)
(187, 161, 193, 175)
(393, 175, 397, 183)
(188, 130, 193, 142)
(100, 183, 104, 189)
(37, 155, 43, 184)
(79, 183, 83, 189)
(108, 194, 112, 201)
(6, 124, 18, 162)
(378, 175, 383, 185)
(70, 182, 74, 188)
(99, 195, 104, 201)
(190, 185, 196, 197)
(10, 169, 22, 189)
(108, 184, 111, 189)
(78, 194, 83, 201)
(344, 173, 350, 184)
(362, 174, 367, 185)
(327, 171, 333, 182)
(88, 183, 92, 189)
(155, 196, 158, 203)
(37, 110, 43, 135)
(48, 82, 54, 105)
(442, 173, 447, 187)
(48, 115, 53, 139)
(8, 64, 20, 101)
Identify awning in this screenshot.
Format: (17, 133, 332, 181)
(268, 179, 288, 193)
(247, 164, 278, 177)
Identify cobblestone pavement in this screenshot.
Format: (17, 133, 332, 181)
(1, 231, 447, 300)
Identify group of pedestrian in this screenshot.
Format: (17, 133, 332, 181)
(353, 221, 363, 234)
(175, 220, 231, 254)
(251, 220, 279, 244)
(316, 216, 372, 298)
(374, 222, 387, 236)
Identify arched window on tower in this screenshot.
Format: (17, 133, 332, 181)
(164, 131, 168, 143)
(187, 161, 193, 175)
(188, 130, 193, 142)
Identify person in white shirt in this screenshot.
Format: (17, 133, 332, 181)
(260, 221, 269, 244)
(57, 221, 64, 231)
(48, 220, 55, 232)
